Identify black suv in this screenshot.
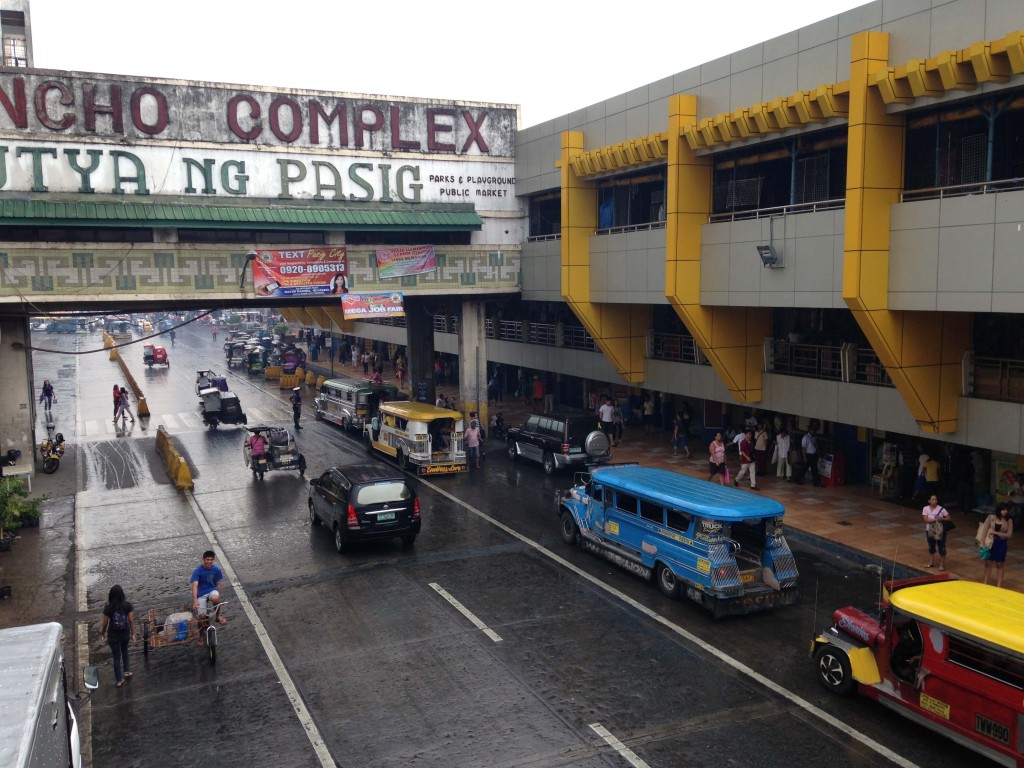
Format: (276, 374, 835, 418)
(308, 463, 420, 552)
(506, 412, 610, 474)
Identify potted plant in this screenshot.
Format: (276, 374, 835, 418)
(0, 477, 43, 547)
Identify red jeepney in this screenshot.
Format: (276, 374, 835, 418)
(812, 574, 1024, 766)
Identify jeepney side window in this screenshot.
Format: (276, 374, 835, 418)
(666, 509, 692, 534)
(948, 636, 1024, 689)
(591, 486, 603, 503)
(640, 499, 664, 524)
(526, 415, 541, 431)
(614, 492, 638, 515)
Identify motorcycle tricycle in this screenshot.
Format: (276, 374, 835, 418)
(243, 425, 306, 480)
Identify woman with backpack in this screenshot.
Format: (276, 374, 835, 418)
(100, 584, 136, 687)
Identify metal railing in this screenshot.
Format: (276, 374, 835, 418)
(648, 332, 703, 365)
(595, 220, 666, 236)
(526, 233, 562, 243)
(972, 356, 1024, 404)
(528, 322, 557, 346)
(901, 177, 1024, 203)
(853, 348, 895, 387)
(562, 325, 596, 351)
(496, 320, 524, 342)
(708, 198, 845, 224)
(770, 340, 844, 381)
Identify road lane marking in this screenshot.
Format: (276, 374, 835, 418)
(160, 414, 179, 430)
(589, 723, 650, 768)
(183, 490, 334, 768)
(429, 583, 503, 643)
(419, 477, 921, 768)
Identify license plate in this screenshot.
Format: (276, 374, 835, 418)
(570, 447, 583, 454)
(376, 511, 396, 521)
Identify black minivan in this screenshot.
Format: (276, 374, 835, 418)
(308, 463, 420, 552)
(506, 412, 610, 474)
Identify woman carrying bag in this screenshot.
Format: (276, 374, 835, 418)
(977, 502, 1013, 588)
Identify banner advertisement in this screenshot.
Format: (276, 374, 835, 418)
(251, 248, 347, 298)
(375, 245, 437, 279)
(341, 292, 406, 319)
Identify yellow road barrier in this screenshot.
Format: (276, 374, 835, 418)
(155, 425, 194, 490)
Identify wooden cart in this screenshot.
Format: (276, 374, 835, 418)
(139, 603, 226, 664)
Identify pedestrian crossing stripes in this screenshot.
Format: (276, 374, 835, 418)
(76, 406, 290, 437)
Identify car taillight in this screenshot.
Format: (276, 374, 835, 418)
(561, 443, 570, 454)
(346, 504, 359, 528)
(411, 498, 421, 521)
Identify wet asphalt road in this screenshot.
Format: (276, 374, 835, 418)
(28, 325, 983, 768)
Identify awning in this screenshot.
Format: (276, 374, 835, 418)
(0, 198, 484, 231)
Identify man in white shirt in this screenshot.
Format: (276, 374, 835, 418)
(598, 397, 616, 446)
(802, 426, 820, 487)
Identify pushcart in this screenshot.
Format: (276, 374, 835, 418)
(139, 602, 227, 664)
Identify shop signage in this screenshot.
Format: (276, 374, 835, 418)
(341, 292, 405, 318)
(0, 73, 517, 156)
(375, 245, 436, 278)
(251, 248, 347, 298)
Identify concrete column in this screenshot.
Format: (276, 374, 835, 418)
(458, 300, 487, 422)
(0, 318, 35, 478)
(404, 296, 435, 403)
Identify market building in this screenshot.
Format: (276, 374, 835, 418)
(1, 0, 1024, 508)
(506, 0, 1024, 505)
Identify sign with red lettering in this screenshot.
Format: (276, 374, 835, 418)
(375, 245, 437, 278)
(251, 248, 347, 298)
(341, 292, 406, 318)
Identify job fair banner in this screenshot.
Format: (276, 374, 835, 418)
(375, 245, 437, 279)
(341, 292, 406, 319)
(251, 248, 347, 297)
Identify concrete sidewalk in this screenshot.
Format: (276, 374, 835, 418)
(478, 393, 1022, 594)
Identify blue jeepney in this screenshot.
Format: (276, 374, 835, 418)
(556, 466, 799, 617)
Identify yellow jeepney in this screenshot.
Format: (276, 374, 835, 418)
(366, 401, 467, 475)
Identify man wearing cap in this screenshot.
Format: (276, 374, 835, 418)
(289, 386, 303, 430)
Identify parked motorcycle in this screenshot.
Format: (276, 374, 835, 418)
(489, 413, 508, 441)
(39, 432, 65, 474)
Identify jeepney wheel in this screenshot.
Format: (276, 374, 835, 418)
(559, 510, 579, 545)
(656, 563, 681, 599)
(542, 452, 556, 475)
(814, 644, 855, 695)
(398, 450, 410, 470)
(507, 441, 518, 461)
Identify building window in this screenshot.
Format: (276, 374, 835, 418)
(597, 168, 666, 229)
(905, 96, 1024, 191)
(712, 130, 846, 215)
(176, 228, 326, 244)
(528, 192, 561, 237)
(1, 10, 26, 68)
(2, 34, 25, 67)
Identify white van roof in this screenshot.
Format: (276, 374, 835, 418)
(0, 622, 64, 768)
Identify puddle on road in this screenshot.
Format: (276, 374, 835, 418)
(83, 437, 170, 491)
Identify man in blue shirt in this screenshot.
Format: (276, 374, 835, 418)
(191, 550, 227, 627)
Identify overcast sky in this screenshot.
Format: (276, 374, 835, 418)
(29, 0, 871, 129)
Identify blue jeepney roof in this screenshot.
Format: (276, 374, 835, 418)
(588, 465, 784, 521)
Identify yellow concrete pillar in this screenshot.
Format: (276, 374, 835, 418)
(559, 131, 649, 382)
(843, 31, 969, 433)
(665, 94, 771, 403)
